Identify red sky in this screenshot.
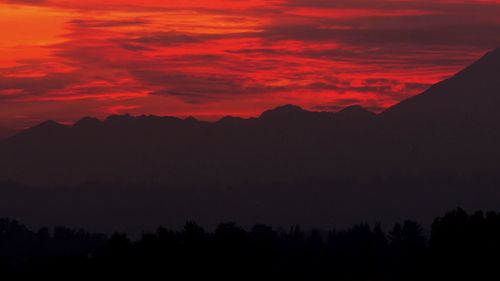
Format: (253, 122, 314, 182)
(1, 0, 500, 132)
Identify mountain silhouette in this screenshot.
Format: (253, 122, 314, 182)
(2, 49, 500, 186)
(13, 120, 68, 140)
(336, 105, 375, 118)
(1, 49, 500, 232)
(382, 48, 500, 124)
(260, 104, 309, 118)
(73, 117, 102, 129)
(374, 48, 500, 174)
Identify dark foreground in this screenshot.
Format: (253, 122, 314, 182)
(1, 208, 499, 280)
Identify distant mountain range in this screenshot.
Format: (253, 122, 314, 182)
(1, 49, 500, 233)
(1, 49, 500, 187)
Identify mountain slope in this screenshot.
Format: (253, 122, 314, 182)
(381, 48, 500, 125)
(374, 48, 500, 173)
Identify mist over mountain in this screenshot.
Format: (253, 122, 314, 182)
(1, 49, 500, 232)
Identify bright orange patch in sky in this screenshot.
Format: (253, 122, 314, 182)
(0, 0, 500, 132)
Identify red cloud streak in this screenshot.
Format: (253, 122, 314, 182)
(1, 0, 500, 133)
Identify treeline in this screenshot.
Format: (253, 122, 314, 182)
(2, 209, 500, 280)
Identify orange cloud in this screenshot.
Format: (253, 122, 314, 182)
(0, 0, 499, 132)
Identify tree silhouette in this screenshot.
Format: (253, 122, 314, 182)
(389, 220, 426, 280)
(1, 208, 500, 279)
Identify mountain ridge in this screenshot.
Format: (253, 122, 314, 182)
(1, 48, 500, 186)
(4, 48, 500, 141)
(1, 49, 500, 233)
